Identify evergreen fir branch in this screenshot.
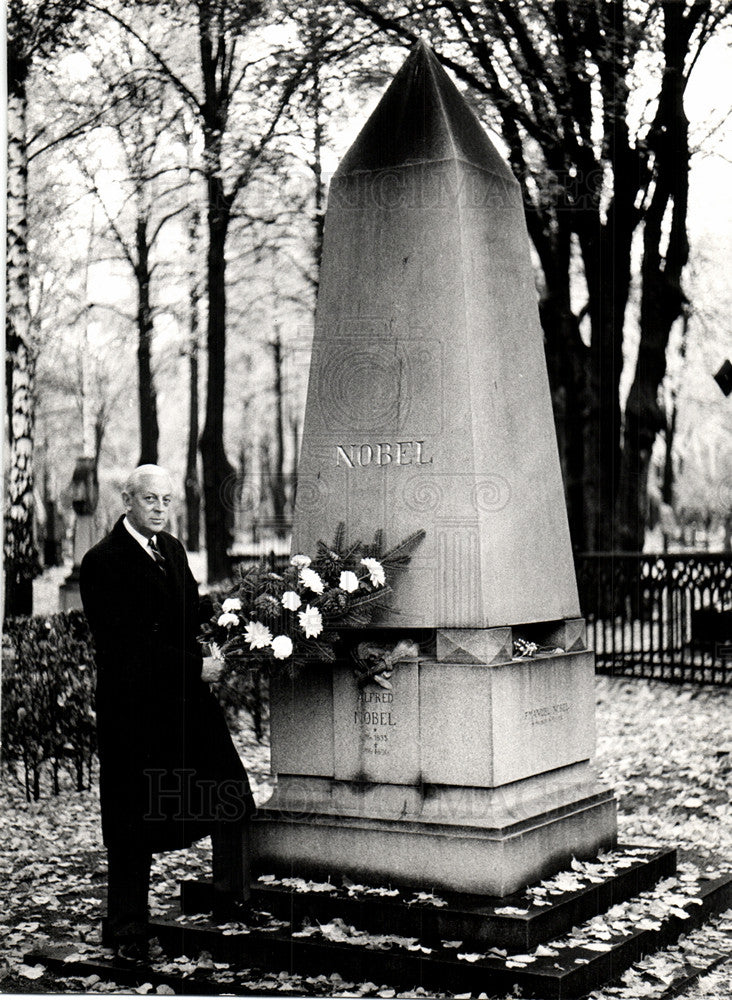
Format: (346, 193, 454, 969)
(307, 640, 337, 662)
(319, 591, 348, 615)
(236, 573, 260, 599)
(320, 629, 341, 643)
(253, 593, 283, 622)
(379, 528, 426, 565)
(315, 539, 337, 560)
(335, 609, 374, 627)
(367, 527, 385, 557)
(337, 537, 360, 563)
(260, 575, 285, 597)
(331, 521, 346, 553)
(344, 587, 392, 611)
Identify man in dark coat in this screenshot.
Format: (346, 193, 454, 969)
(80, 465, 255, 961)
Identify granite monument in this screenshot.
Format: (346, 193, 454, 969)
(253, 40, 617, 896)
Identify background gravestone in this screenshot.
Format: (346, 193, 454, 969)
(253, 40, 617, 896)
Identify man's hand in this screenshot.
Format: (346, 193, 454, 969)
(201, 656, 224, 683)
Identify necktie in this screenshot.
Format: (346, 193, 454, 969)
(148, 536, 167, 573)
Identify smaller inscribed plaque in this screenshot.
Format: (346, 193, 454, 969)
(333, 661, 420, 785)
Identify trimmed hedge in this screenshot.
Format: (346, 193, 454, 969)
(2, 605, 269, 801)
(2, 611, 97, 800)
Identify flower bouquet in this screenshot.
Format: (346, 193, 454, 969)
(200, 523, 425, 678)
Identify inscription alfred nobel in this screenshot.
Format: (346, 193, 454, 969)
(354, 688, 397, 756)
(333, 664, 420, 784)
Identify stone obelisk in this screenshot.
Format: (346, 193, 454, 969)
(252, 41, 616, 896)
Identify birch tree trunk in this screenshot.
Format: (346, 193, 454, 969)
(5, 0, 87, 618)
(5, 58, 38, 618)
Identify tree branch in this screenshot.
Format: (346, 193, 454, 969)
(28, 90, 130, 162)
(85, 0, 203, 116)
(228, 57, 309, 202)
(149, 202, 190, 246)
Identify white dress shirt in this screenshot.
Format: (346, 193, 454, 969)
(123, 515, 158, 560)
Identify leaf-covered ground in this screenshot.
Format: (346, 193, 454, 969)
(0, 676, 729, 998)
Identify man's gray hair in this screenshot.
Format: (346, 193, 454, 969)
(123, 464, 173, 496)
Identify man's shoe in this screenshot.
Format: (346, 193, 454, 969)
(114, 938, 149, 965)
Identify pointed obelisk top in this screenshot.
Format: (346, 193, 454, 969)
(335, 39, 515, 181)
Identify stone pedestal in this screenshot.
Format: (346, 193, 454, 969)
(253, 628, 616, 897)
(59, 514, 98, 612)
(59, 576, 82, 613)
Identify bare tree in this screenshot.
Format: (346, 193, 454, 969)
(88, 0, 308, 579)
(615, 3, 715, 549)
(282, 0, 381, 290)
(64, 35, 189, 466)
(5, 0, 87, 618)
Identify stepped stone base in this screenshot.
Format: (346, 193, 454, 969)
(29, 849, 732, 1000)
(180, 846, 677, 952)
(253, 768, 617, 897)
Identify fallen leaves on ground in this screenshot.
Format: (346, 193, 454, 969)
(0, 677, 730, 998)
(594, 677, 731, 869)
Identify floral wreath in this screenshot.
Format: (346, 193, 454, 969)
(200, 524, 425, 677)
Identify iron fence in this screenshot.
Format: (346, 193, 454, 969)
(575, 553, 732, 685)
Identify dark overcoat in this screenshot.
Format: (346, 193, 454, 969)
(80, 516, 253, 853)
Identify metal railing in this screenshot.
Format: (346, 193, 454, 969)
(575, 553, 732, 685)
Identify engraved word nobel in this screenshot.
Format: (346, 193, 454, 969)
(335, 440, 433, 468)
(355, 688, 397, 733)
(354, 710, 397, 726)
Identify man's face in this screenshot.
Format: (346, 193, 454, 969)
(123, 472, 173, 538)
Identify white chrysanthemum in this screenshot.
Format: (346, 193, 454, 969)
(209, 642, 223, 660)
(339, 570, 359, 593)
(244, 620, 273, 649)
(217, 611, 239, 628)
(281, 590, 302, 611)
(222, 597, 242, 613)
(271, 635, 294, 659)
(299, 567, 324, 594)
(290, 554, 311, 569)
(298, 605, 323, 639)
(360, 557, 386, 587)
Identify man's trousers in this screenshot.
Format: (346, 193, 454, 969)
(106, 819, 251, 944)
